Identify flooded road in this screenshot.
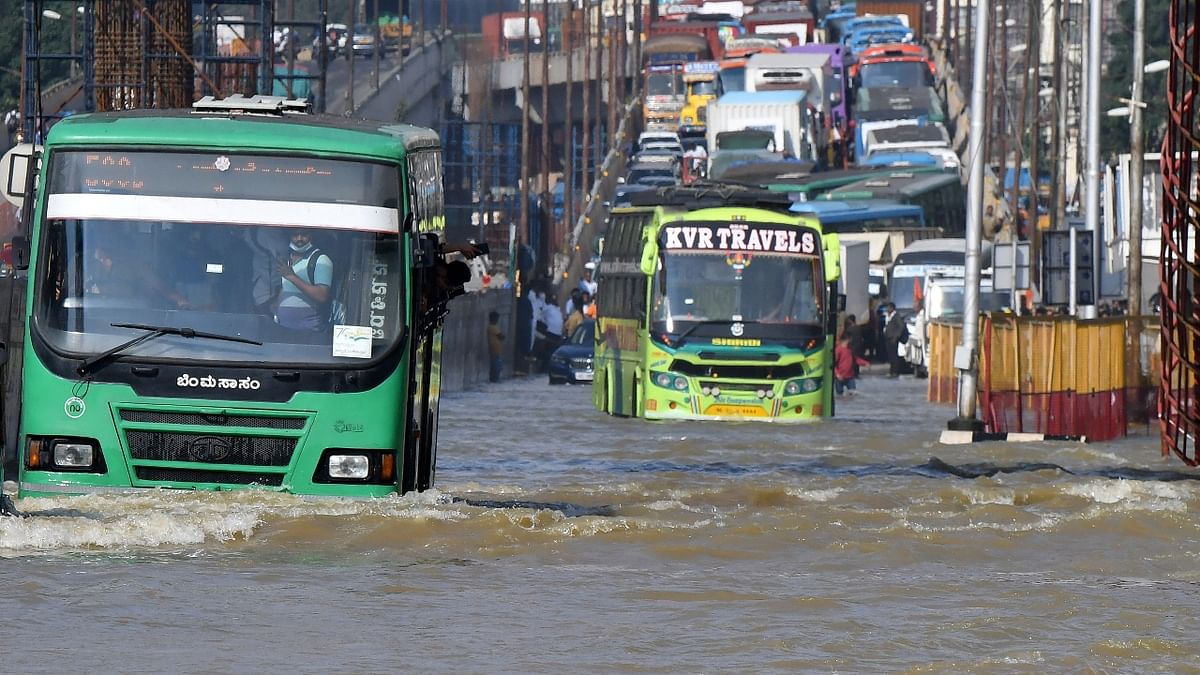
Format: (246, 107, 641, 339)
(3, 373, 1198, 671)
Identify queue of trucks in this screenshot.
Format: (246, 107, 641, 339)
(608, 0, 981, 377)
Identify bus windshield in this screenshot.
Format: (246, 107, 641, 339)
(652, 244, 823, 331)
(35, 150, 405, 367)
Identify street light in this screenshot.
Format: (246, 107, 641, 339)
(1106, 106, 1132, 117)
(42, 9, 62, 20)
(1145, 59, 1169, 74)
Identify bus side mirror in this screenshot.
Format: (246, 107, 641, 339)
(639, 238, 659, 277)
(1, 144, 40, 213)
(821, 233, 840, 283)
(11, 235, 29, 270)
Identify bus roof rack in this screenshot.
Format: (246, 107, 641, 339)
(628, 183, 794, 211)
(192, 94, 311, 115)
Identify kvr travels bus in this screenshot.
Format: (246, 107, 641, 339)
(0, 95, 452, 501)
(593, 187, 842, 421)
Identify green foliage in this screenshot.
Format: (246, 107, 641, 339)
(0, 2, 22, 113)
(1101, 0, 1172, 156)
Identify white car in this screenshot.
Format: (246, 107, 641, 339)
(637, 131, 681, 151)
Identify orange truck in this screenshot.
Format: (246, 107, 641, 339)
(855, 0, 926, 40)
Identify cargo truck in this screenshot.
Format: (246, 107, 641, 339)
(481, 11, 544, 59)
(856, 0, 926, 40)
(706, 90, 820, 163)
(679, 61, 721, 142)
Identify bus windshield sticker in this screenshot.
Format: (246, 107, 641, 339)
(333, 325, 373, 359)
(662, 223, 817, 254)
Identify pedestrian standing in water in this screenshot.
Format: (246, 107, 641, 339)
(834, 334, 870, 396)
(540, 292, 565, 370)
(487, 311, 505, 383)
(881, 302, 908, 378)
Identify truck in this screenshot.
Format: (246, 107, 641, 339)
(643, 32, 711, 130)
(705, 90, 819, 163)
(856, 0, 926, 40)
(839, 239, 871, 327)
(861, 124, 951, 165)
(481, 11, 544, 59)
(852, 87, 945, 160)
(743, 8, 816, 45)
(649, 17, 734, 62)
(678, 61, 721, 143)
(902, 274, 1010, 378)
(744, 51, 836, 164)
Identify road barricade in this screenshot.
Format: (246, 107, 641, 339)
(928, 315, 1160, 441)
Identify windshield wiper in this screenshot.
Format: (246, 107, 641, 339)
(77, 322, 263, 376)
(667, 317, 729, 343)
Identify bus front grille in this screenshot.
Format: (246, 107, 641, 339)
(119, 410, 306, 430)
(134, 467, 284, 486)
(669, 361, 808, 380)
(125, 431, 297, 467)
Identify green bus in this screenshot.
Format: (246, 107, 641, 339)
(0, 95, 452, 502)
(593, 187, 842, 422)
(818, 171, 966, 235)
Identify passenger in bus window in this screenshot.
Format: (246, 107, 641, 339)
(274, 228, 333, 330)
(87, 240, 189, 309)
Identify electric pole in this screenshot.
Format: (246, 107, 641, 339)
(1128, 0, 1146, 315)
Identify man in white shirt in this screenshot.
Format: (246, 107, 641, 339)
(579, 262, 598, 296)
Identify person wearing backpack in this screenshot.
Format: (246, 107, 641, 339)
(274, 228, 333, 331)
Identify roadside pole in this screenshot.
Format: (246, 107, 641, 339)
(946, 0, 990, 434)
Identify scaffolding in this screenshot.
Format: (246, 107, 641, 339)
(1160, 0, 1200, 464)
(21, 0, 328, 141)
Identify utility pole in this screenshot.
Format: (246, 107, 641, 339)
(1049, 0, 1064, 232)
(581, 1, 591, 202)
(1128, 0, 1146, 315)
(347, 0, 357, 115)
(949, 0, 991, 433)
(608, 6, 618, 140)
(1081, 0, 1101, 318)
(520, 0, 532, 252)
(1006, 0, 1034, 311)
(441, 0, 448, 34)
(563, 8, 573, 259)
(373, 0, 380, 92)
(1027, 0, 1041, 274)
(541, 0, 551, 276)
(997, 0, 1010, 215)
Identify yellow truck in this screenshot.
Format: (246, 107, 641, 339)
(679, 61, 720, 144)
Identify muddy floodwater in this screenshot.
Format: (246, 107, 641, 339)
(2, 374, 1198, 672)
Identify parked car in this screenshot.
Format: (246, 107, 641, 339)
(548, 320, 595, 384)
(351, 23, 379, 57)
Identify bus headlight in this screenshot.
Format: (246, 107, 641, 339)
(651, 371, 689, 392)
(27, 437, 105, 472)
(328, 454, 369, 479)
(53, 442, 94, 468)
(784, 378, 822, 396)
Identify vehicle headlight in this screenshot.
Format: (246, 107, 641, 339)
(784, 378, 822, 395)
(53, 442, 94, 468)
(651, 371, 689, 392)
(328, 454, 370, 479)
(683, 116, 694, 124)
